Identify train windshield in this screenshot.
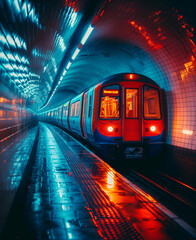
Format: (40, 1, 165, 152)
(143, 86, 161, 119)
(100, 84, 120, 119)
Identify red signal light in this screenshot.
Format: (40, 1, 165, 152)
(127, 74, 139, 80)
(129, 74, 134, 79)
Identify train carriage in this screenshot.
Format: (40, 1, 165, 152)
(40, 73, 164, 159)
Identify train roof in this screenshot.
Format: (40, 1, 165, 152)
(100, 73, 160, 87)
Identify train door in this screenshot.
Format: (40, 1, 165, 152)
(82, 92, 88, 138)
(122, 82, 142, 142)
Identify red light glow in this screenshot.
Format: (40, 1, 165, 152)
(129, 20, 163, 50)
(129, 74, 134, 79)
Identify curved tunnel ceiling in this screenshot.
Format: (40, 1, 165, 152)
(0, 0, 196, 151)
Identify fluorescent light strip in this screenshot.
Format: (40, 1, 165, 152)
(62, 69, 67, 76)
(71, 48, 80, 60)
(66, 61, 72, 70)
(81, 25, 94, 45)
(39, 26, 95, 111)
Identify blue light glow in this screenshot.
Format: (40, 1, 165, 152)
(6, 34, 16, 47)
(12, 64, 18, 69)
(81, 25, 94, 45)
(7, 53, 15, 61)
(14, 0, 20, 13)
(0, 34, 7, 45)
(57, 34, 66, 52)
(70, 10, 77, 27)
(0, 52, 8, 61)
(10, 72, 17, 77)
(15, 54, 21, 62)
(3, 64, 13, 70)
(8, 0, 42, 29)
(22, 2, 28, 18)
(14, 36, 21, 48)
(23, 42, 27, 50)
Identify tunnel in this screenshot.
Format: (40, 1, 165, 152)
(0, 0, 195, 239)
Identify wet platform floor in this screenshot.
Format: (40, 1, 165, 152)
(3, 123, 195, 240)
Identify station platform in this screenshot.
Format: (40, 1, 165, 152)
(1, 123, 195, 240)
(0, 124, 38, 236)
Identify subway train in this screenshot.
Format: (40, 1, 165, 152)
(40, 73, 164, 159)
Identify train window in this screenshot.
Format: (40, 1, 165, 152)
(75, 101, 80, 117)
(143, 86, 161, 119)
(83, 93, 88, 119)
(64, 105, 68, 117)
(126, 89, 138, 118)
(100, 84, 120, 119)
(88, 95, 92, 118)
(71, 103, 75, 117)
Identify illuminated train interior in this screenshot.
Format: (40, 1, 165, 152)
(0, 0, 195, 239)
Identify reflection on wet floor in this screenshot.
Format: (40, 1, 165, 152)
(20, 124, 100, 240)
(50, 124, 193, 240)
(6, 123, 194, 240)
(0, 126, 38, 236)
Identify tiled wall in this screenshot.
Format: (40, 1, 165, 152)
(89, 0, 196, 150)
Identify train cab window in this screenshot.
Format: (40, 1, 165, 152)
(75, 101, 80, 117)
(143, 86, 161, 119)
(126, 89, 138, 118)
(71, 103, 75, 117)
(100, 84, 120, 119)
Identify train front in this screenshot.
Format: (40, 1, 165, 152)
(94, 74, 164, 160)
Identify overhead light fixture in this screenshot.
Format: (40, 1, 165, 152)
(66, 61, 72, 70)
(81, 25, 94, 45)
(71, 48, 80, 60)
(39, 25, 95, 111)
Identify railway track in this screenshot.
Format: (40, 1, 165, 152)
(118, 164, 196, 229)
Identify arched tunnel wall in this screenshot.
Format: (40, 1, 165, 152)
(62, 0, 196, 152)
(0, 0, 195, 183)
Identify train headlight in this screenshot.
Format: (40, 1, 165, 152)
(107, 126, 113, 132)
(150, 126, 156, 132)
